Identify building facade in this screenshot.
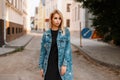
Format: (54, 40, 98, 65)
(70, 2, 85, 31)
(33, 0, 46, 31)
(38, 0, 46, 31)
(58, 0, 73, 29)
(45, 0, 73, 30)
(70, 1, 93, 32)
(0, 0, 30, 47)
(40, 0, 92, 32)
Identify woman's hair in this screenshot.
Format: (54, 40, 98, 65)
(49, 9, 65, 34)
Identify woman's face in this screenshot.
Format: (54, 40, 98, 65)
(52, 13, 62, 27)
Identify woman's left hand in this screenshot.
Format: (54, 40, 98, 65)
(60, 65, 67, 76)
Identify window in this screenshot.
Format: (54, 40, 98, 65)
(67, 4, 71, 12)
(12, 27, 14, 34)
(7, 27, 10, 35)
(66, 19, 70, 27)
(36, 7, 38, 14)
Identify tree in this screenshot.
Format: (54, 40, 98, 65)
(76, 0, 120, 46)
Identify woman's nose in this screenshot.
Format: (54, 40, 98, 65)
(57, 19, 59, 22)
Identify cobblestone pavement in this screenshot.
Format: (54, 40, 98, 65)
(0, 32, 119, 80)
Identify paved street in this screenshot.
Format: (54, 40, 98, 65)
(0, 32, 120, 80)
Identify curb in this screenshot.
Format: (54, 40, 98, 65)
(0, 36, 34, 56)
(0, 49, 15, 56)
(71, 43, 120, 72)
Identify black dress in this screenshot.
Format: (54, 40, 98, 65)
(44, 29, 62, 80)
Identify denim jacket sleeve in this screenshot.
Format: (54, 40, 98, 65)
(63, 28, 72, 66)
(39, 32, 46, 70)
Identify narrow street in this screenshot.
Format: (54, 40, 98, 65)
(0, 32, 119, 80)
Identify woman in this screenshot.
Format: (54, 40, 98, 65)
(39, 9, 73, 80)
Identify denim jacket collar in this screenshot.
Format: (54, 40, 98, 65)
(45, 28, 62, 37)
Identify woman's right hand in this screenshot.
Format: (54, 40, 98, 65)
(40, 69, 44, 78)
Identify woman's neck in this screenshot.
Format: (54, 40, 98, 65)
(51, 26, 59, 30)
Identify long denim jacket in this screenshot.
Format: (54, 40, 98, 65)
(39, 28, 73, 80)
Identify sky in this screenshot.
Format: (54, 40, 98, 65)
(29, 0, 40, 16)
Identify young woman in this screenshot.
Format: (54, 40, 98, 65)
(39, 9, 73, 80)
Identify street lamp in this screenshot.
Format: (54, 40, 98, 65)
(80, 22, 82, 47)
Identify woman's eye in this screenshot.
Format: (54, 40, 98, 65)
(54, 17, 57, 19)
(54, 17, 61, 20)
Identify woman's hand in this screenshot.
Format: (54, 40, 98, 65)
(40, 69, 44, 78)
(60, 65, 67, 76)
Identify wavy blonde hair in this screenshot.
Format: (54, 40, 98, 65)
(49, 9, 65, 34)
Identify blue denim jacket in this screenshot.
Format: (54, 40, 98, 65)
(39, 28, 73, 80)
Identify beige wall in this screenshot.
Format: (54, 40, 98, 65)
(22, 0, 30, 32)
(70, 1, 86, 31)
(6, 6, 23, 25)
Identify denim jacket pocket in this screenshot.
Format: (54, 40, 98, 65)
(59, 38, 67, 48)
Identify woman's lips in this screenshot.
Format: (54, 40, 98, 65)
(56, 23, 59, 24)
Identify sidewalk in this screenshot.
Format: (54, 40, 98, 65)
(71, 31, 120, 70)
(0, 33, 33, 56)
